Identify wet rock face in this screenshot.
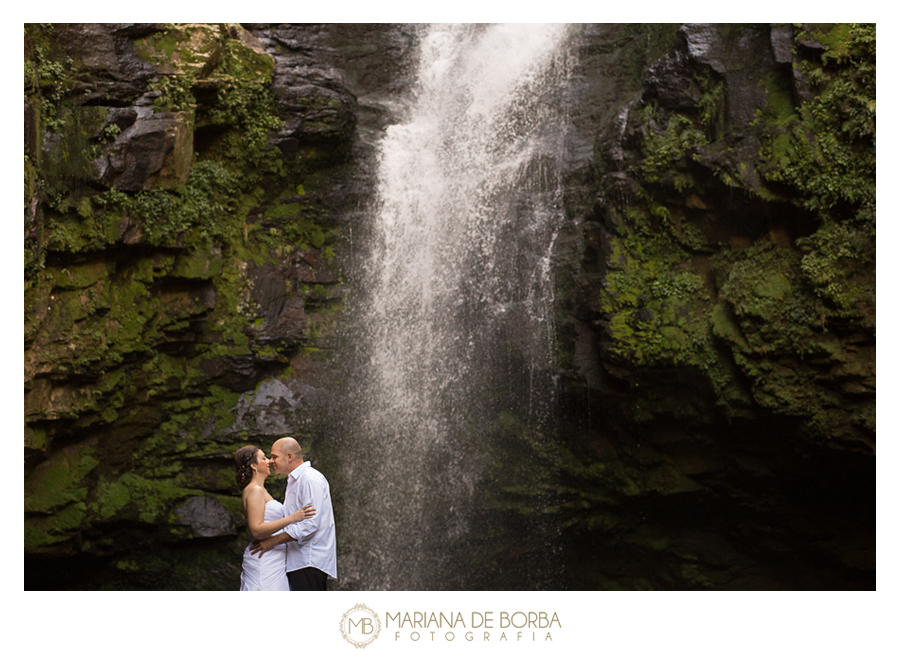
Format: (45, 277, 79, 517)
(542, 23, 875, 589)
(248, 26, 417, 130)
(54, 24, 159, 73)
(245, 24, 417, 154)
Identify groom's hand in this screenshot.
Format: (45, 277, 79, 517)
(250, 534, 281, 558)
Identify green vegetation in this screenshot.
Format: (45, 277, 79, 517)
(600, 227, 711, 366)
(763, 24, 876, 322)
(24, 23, 347, 566)
(639, 107, 709, 185)
(767, 24, 875, 221)
(592, 24, 875, 443)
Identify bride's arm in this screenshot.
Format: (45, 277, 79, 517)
(245, 488, 316, 539)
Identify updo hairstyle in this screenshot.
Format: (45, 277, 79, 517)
(234, 445, 261, 490)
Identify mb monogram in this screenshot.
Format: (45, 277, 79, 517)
(340, 604, 382, 648)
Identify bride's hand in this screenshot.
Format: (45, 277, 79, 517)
(291, 503, 316, 521)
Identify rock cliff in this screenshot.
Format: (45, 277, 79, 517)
(544, 23, 875, 589)
(24, 22, 397, 588)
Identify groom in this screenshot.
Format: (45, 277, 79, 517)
(250, 436, 337, 590)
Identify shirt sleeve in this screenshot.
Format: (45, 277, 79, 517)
(283, 475, 321, 544)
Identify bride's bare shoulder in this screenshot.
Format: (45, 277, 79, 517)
(242, 484, 273, 504)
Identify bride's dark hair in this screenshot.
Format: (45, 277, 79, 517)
(234, 445, 260, 490)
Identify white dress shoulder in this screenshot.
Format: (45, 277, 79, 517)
(240, 499, 290, 591)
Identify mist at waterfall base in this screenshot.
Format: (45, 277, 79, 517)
(328, 24, 572, 590)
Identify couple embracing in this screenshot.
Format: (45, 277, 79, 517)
(234, 437, 337, 591)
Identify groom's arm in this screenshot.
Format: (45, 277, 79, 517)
(249, 531, 294, 557)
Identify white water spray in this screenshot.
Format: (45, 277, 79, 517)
(339, 24, 571, 589)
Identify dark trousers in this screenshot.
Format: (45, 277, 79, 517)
(287, 567, 328, 591)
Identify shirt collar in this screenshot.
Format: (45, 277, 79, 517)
(288, 461, 310, 480)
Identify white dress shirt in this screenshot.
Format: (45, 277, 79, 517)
(283, 461, 337, 580)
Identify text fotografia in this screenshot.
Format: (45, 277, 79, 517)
(386, 611, 561, 642)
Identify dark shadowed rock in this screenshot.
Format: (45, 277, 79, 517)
(244, 262, 308, 346)
(247, 24, 417, 153)
(644, 34, 704, 111)
(174, 496, 235, 537)
(770, 24, 794, 64)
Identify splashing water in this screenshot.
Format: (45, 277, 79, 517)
(337, 23, 571, 590)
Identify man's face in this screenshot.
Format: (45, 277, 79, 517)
(269, 443, 288, 474)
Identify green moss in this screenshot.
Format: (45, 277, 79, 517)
(132, 24, 230, 76)
(37, 24, 285, 255)
(716, 243, 823, 354)
(171, 250, 223, 279)
(639, 108, 709, 184)
(89, 472, 200, 524)
(25, 444, 99, 513)
(266, 202, 302, 218)
(589, 23, 874, 443)
(24, 24, 75, 134)
(705, 239, 874, 444)
(255, 186, 338, 257)
(42, 106, 108, 191)
(24, 23, 348, 570)
(25, 426, 50, 451)
(710, 302, 747, 349)
(797, 220, 874, 318)
(293, 96, 350, 138)
(219, 36, 275, 81)
(696, 71, 726, 139)
(759, 70, 799, 129)
(804, 24, 855, 61)
(91, 477, 133, 520)
(24, 502, 88, 553)
(761, 24, 875, 226)
(54, 261, 113, 290)
(136, 29, 183, 61)
(599, 228, 712, 368)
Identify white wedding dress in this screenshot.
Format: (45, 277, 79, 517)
(240, 499, 290, 591)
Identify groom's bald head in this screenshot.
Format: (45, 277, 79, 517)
(269, 436, 304, 474)
(276, 436, 302, 456)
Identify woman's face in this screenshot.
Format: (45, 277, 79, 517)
(255, 450, 270, 477)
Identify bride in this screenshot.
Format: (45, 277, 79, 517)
(234, 445, 316, 591)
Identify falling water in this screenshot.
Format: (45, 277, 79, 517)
(336, 24, 572, 590)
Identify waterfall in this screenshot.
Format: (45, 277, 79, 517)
(336, 23, 571, 590)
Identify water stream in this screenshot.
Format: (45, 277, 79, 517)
(336, 23, 572, 590)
